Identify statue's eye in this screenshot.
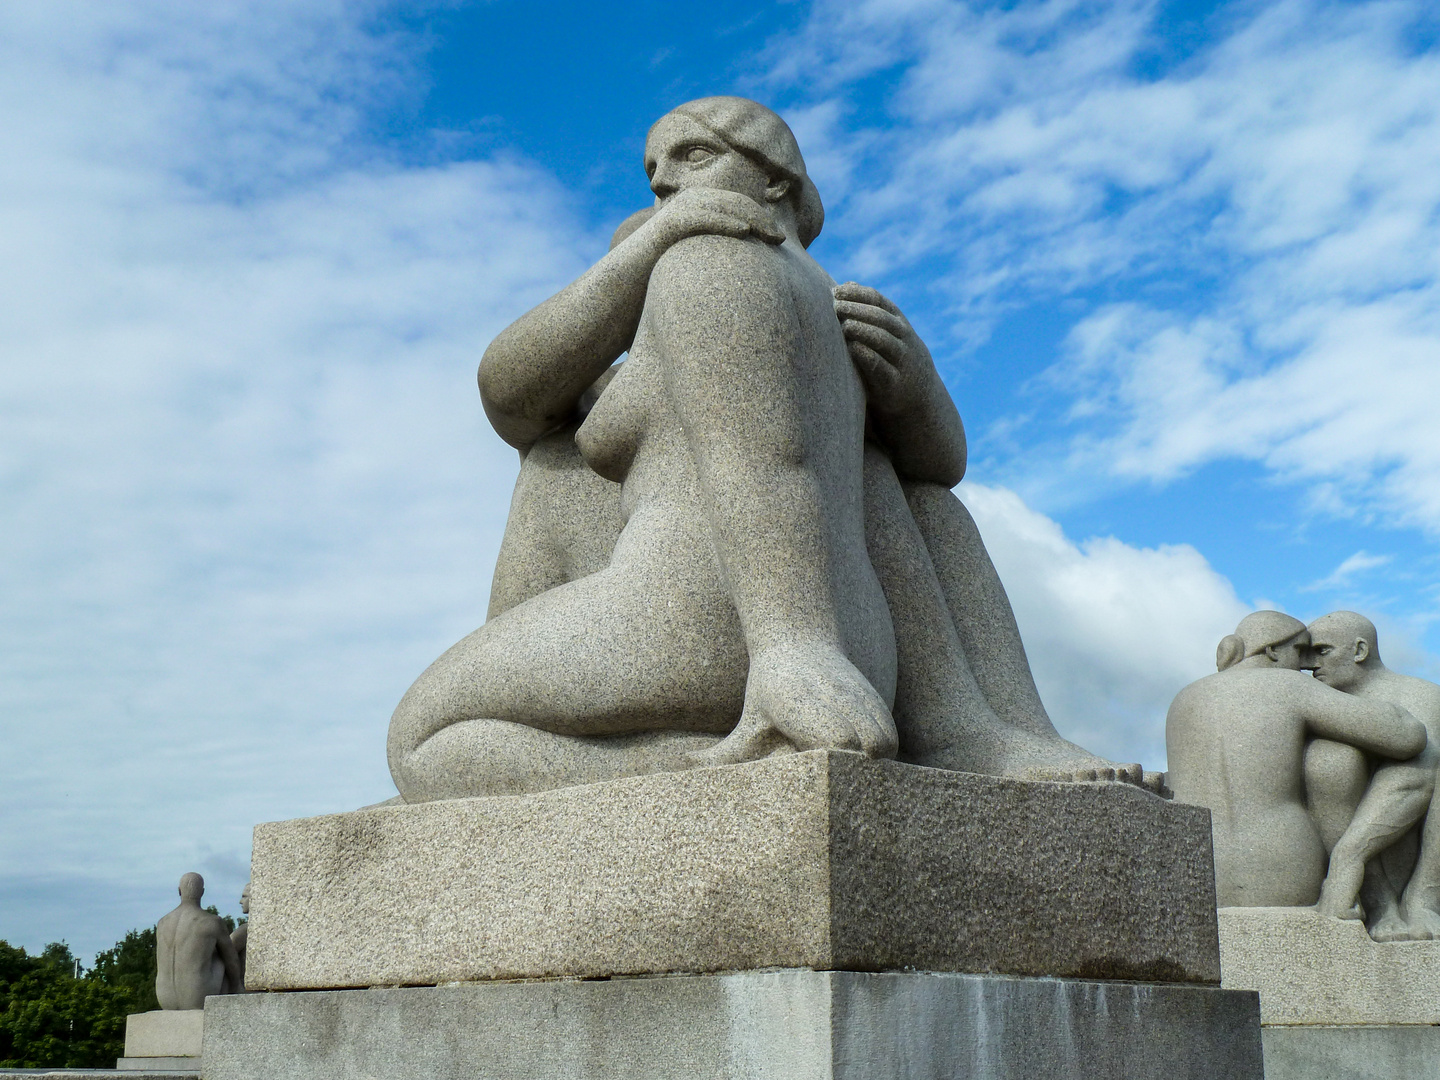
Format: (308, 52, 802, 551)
(684, 146, 713, 164)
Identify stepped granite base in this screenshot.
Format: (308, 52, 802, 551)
(203, 970, 1263, 1080)
(1220, 907, 1440, 1077)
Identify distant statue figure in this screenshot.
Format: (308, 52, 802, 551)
(224, 882, 250, 994)
(1304, 612, 1440, 938)
(387, 96, 1151, 803)
(155, 872, 242, 1010)
(1166, 611, 1426, 907)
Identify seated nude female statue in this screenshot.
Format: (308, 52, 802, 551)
(388, 97, 1147, 802)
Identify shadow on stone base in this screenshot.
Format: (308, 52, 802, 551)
(204, 969, 1262, 1080)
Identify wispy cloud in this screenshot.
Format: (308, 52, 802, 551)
(1302, 549, 1394, 592)
(770, 0, 1440, 532)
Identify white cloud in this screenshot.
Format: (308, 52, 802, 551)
(959, 481, 1251, 768)
(1303, 550, 1393, 592)
(771, 0, 1440, 532)
(0, 2, 591, 956)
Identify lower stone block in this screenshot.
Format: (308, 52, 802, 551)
(1260, 1025, 1440, 1080)
(202, 969, 1263, 1080)
(122, 1008, 203, 1058)
(1218, 907, 1440, 1024)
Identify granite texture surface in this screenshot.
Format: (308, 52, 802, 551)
(1218, 906, 1440, 1023)
(1260, 1025, 1440, 1080)
(122, 1010, 202, 1058)
(203, 970, 1262, 1080)
(248, 751, 1219, 990)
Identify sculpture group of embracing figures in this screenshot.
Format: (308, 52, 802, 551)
(381, 95, 1440, 942)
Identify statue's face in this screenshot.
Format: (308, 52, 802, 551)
(1309, 628, 1366, 690)
(1267, 633, 1309, 671)
(239, 886, 250, 914)
(644, 113, 775, 207)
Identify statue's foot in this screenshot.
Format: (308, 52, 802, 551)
(915, 721, 1156, 792)
(1368, 908, 1410, 942)
(1314, 890, 1364, 922)
(1397, 905, 1440, 940)
(692, 642, 897, 767)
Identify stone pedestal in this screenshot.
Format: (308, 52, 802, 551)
(204, 970, 1262, 1080)
(248, 751, 1222, 988)
(204, 754, 1261, 1077)
(117, 1009, 202, 1072)
(1219, 907, 1440, 1079)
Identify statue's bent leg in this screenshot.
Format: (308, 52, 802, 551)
(1316, 754, 1434, 924)
(903, 483, 1055, 737)
(389, 544, 748, 802)
(895, 478, 1143, 784)
(1400, 805, 1440, 938)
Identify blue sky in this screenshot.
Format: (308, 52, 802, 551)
(3, 0, 1439, 960)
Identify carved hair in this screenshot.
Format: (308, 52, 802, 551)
(1216, 610, 1307, 671)
(660, 96, 825, 248)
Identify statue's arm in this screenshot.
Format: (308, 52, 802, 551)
(479, 191, 785, 451)
(215, 927, 243, 993)
(833, 282, 965, 486)
(651, 235, 845, 655)
(1304, 681, 1427, 759)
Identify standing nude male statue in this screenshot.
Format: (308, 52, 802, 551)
(155, 872, 242, 1011)
(1166, 611, 1425, 906)
(1305, 611, 1440, 938)
(389, 97, 1150, 803)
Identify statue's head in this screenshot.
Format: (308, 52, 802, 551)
(1216, 610, 1309, 672)
(178, 872, 205, 902)
(644, 96, 824, 248)
(239, 881, 251, 915)
(1307, 611, 1381, 691)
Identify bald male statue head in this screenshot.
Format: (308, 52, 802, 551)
(1308, 610, 1383, 692)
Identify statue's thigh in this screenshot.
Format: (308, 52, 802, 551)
(440, 554, 748, 735)
(1305, 738, 1370, 850)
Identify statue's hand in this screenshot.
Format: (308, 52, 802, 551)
(648, 188, 786, 250)
(833, 282, 940, 417)
(690, 641, 898, 768)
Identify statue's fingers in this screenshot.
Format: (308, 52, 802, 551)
(744, 207, 785, 244)
(833, 281, 903, 317)
(845, 340, 898, 397)
(842, 319, 906, 365)
(834, 299, 908, 339)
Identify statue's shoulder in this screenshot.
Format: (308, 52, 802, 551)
(651, 233, 785, 293)
(1388, 670, 1440, 710)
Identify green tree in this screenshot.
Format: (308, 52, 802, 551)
(0, 932, 158, 1068)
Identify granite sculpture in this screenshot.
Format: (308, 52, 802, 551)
(1305, 611, 1440, 938)
(1165, 611, 1425, 908)
(206, 96, 1267, 1080)
(155, 872, 243, 1010)
(226, 882, 250, 993)
(386, 95, 1151, 803)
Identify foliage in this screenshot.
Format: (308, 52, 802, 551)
(0, 931, 157, 1068)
